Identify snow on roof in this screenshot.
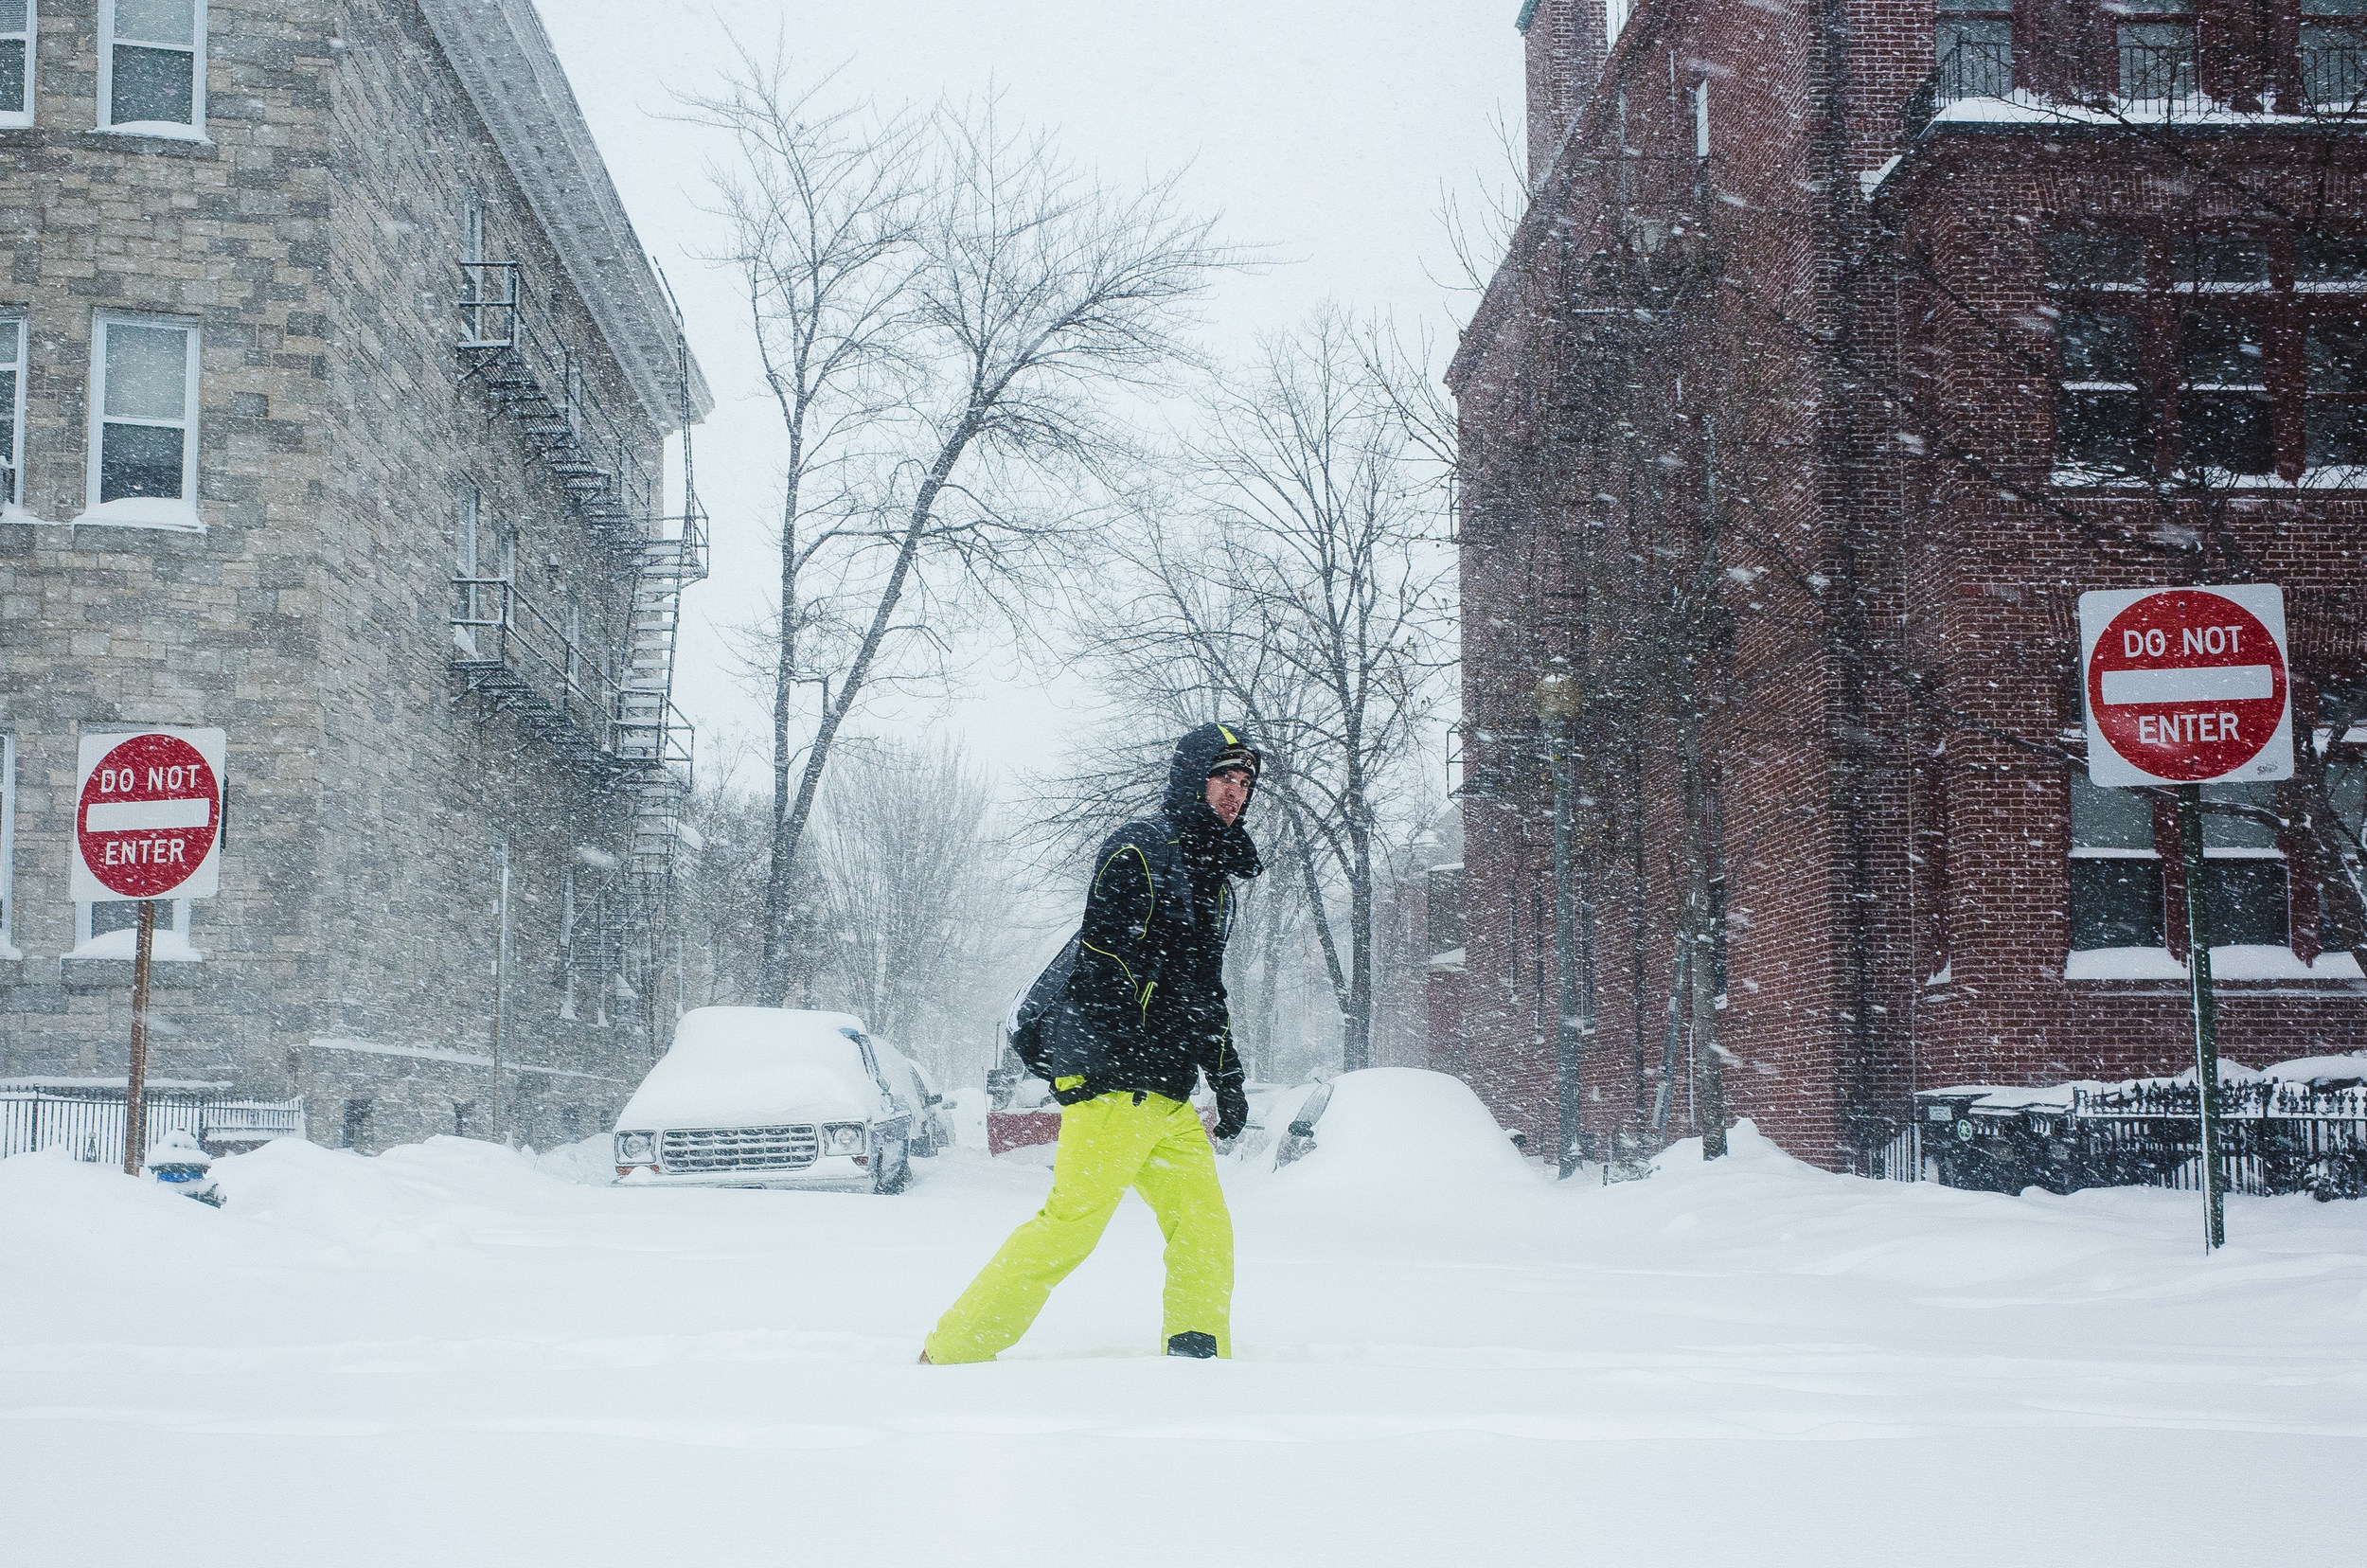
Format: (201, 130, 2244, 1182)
(416, 0, 713, 432)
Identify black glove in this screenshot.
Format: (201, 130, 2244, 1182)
(1214, 1087, 1249, 1144)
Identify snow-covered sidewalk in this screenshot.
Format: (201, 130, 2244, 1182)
(5, 1123, 2363, 1565)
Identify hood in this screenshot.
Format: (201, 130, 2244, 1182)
(1164, 722, 1264, 878)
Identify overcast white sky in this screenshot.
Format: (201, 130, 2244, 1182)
(538, 0, 1521, 793)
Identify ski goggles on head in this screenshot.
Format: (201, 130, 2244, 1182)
(1209, 744, 1260, 780)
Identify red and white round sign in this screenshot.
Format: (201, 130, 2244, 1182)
(2080, 585, 2292, 786)
(76, 732, 222, 899)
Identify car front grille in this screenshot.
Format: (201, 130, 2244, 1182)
(660, 1124, 820, 1173)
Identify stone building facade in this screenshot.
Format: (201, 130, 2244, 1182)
(0, 0, 712, 1149)
(1450, 0, 2367, 1169)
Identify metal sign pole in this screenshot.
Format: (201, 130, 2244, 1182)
(123, 900, 155, 1176)
(2177, 783, 2226, 1251)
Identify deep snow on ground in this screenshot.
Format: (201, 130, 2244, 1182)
(7, 1118, 2365, 1566)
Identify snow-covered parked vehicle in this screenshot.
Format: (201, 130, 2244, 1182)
(871, 1039, 954, 1157)
(610, 1007, 914, 1193)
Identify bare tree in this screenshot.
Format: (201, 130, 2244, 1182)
(798, 739, 1022, 1084)
(691, 70, 1236, 1006)
(1065, 312, 1453, 1072)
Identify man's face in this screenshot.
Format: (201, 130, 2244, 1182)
(1205, 767, 1253, 827)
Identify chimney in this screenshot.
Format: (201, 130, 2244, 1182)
(1520, 0, 1608, 186)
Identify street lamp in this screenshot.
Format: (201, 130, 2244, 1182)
(1533, 669, 1582, 1179)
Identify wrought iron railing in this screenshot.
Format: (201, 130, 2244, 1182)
(455, 261, 657, 530)
(1, 1090, 304, 1164)
(2304, 38, 2367, 112)
(1914, 1080, 2367, 1199)
(1903, 41, 2014, 134)
(2118, 36, 2198, 102)
(451, 575, 693, 777)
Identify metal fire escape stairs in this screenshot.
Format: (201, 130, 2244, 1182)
(453, 262, 709, 1013)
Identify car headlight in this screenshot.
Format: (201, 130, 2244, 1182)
(822, 1122, 867, 1157)
(615, 1130, 656, 1164)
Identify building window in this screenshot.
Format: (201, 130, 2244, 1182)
(1690, 79, 1710, 161)
(0, 733, 18, 961)
(2323, 756, 2366, 952)
(0, 313, 23, 509)
(99, 0, 205, 135)
(2302, 0, 2367, 111)
(1935, 0, 2013, 98)
(2051, 228, 2367, 484)
(2069, 772, 2163, 950)
(2198, 780, 2288, 947)
(558, 865, 578, 1021)
(2114, 0, 2196, 100)
(68, 897, 199, 959)
(84, 314, 199, 527)
(0, 0, 32, 127)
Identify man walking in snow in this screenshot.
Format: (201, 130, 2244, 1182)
(922, 722, 1264, 1363)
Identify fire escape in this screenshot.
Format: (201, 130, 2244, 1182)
(449, 261, 708, 1019)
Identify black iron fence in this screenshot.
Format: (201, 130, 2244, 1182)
(0, 1090, 304, 1167)
(1899, 1080, 2367, 1200)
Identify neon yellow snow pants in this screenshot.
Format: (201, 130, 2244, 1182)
(924, 1090, 1233, 1363)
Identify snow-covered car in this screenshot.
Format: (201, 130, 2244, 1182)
(610, 1007, 915, 1192)
(872, 1040, 953, 1157)
(1269, 1069, 1532, 1185)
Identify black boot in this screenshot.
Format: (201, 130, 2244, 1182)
(1166, 1331, 1218, 1359)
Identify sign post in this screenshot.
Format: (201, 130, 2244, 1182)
(71, 728, 225, 1174)
(2079, 587, 2291, 1253)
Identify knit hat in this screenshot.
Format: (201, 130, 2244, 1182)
(1209, 743, 1260, 780)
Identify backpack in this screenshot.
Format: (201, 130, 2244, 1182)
(1002, 932, 1081, 1083)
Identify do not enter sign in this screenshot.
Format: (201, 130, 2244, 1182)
(70, 728, 226, 902)
(2079, 586, 2292, 787)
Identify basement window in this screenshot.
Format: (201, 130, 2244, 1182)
(0, 0, 32, 128)
(99, 0, 205, 137)
(80, 315, 200, 529)
(2068, 771, 2163, 950)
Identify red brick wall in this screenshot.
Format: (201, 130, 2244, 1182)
(1451, 0, 2367, 1170)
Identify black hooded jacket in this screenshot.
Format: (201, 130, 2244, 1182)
(1046, 722, 1264, 1109)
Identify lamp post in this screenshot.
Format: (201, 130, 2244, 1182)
(1533, 669, 1583, 1178)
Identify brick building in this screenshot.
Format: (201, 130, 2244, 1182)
(1449, 0, 2367, 1169)
(0, 0, 712, 1149)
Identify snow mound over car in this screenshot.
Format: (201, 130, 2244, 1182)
(617, 1007, 877, 1126)
(1275, 1068, 1534, 1190)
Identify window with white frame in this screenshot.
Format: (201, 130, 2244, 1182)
(0, 1, 33, 127)
(69, 896, 199, 960)
(100, 0, 205, 135)
(0, 733, 18, 961)
(85, 315, 199, 526)
(0, 313, 23, 509)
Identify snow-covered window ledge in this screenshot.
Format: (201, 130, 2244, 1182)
(67, 497, 205, 534)
(2065, 945, 2367, 982)
(2065, 946, 2189, 981)
(97, 122, 212, 145)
